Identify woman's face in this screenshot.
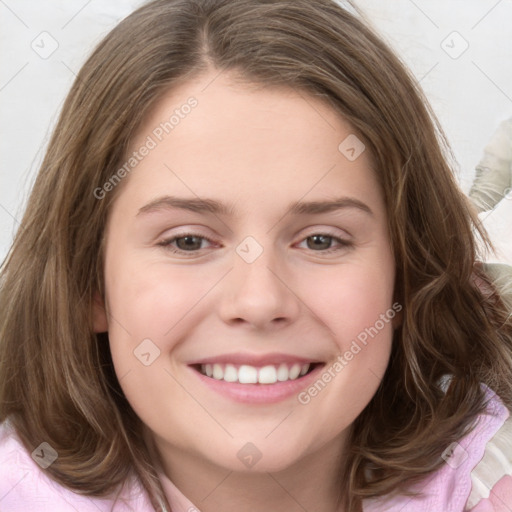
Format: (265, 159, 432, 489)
(95, 71, 397, 474)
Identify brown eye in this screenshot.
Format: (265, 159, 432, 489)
(296, 233, 353, 255)
(158, 233, 217, 255)
(175, 235, 204, 251)
(306, 235, 334, 251)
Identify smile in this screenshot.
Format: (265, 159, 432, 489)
(198, 362, 313, 384)
(188, 355, 325, 404)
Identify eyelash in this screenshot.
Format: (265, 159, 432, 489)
(157, 232, 352, 256)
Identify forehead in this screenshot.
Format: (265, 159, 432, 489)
(114, 71, 384, 218)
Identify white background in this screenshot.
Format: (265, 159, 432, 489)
(1, 0, 511, 263)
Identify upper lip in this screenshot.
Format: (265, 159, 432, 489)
(188, 352, 323, 367)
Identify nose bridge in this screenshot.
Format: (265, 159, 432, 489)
(218, 235, 300, 328)
(234, 234, 283, 299)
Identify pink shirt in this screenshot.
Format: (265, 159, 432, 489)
(1, 387, 510, 511)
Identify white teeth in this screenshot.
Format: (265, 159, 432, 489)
(212, 364, 223, 380)
(199, 362, 311, 384)
(223, 364, 238, 382)
(288, 363, 301, 380)
(258, 365, 277, 384)
(277, 363, 289, 381)
(238, 365, 258, 384)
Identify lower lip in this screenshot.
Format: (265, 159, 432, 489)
(190, 365, 325, 404)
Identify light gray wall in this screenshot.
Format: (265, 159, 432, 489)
(1, 0, 511, 262)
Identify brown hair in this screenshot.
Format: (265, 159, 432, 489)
(1, 1, 511, 511)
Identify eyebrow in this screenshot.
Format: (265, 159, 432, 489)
(137, 195, 374, 217)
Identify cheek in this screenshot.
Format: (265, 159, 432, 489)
(295, 258, 395, 433)
(104, 257, 217, 346)
(303, 258, 394, 380)
(103, 256, 232, 417)
(102, 259, 209, 430)
(309, 259, 395, 346)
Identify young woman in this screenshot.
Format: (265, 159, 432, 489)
(1, 1, 511, 510)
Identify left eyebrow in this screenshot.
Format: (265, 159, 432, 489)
(288, 197, 373, 216)
(136, 195, 374, 217)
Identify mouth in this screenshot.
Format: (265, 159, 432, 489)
(188, 356, 326, 404)
(191, 362, 320, 384)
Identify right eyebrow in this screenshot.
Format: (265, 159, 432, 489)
(137, 196, 235, 217)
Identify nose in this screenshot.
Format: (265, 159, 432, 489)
(217, 243, 301, 331)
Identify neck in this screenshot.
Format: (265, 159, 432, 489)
(153, 433, 349, 512)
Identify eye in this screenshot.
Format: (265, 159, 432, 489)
(296, 233, 352, 254)
(158, 233, 217, 254)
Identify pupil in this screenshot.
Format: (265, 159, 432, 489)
(309, 235, 331, 250)
(178, 236, 200, 250)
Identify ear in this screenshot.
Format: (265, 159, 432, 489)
(92, 291, 109, 333)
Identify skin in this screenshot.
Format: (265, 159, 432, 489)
(94, 70, 397, 512)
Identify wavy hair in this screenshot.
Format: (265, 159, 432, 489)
(1, 1, 511, 511)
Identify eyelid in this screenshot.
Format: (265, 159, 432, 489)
(156, 225, 216, 242)
(157, 231, 218, 248)
(296, 225, 353, 243)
